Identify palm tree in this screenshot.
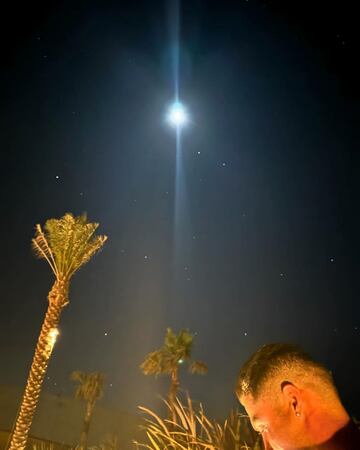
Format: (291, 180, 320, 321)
(140, 328, 208, 418)
(71, 371, 105, 449)
(8, 213, 107, 450)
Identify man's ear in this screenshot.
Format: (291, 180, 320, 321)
(281, 381, 302, 416)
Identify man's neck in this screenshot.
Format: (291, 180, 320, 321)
(305, 403, 355, 449)
(311, 420, 360, 450)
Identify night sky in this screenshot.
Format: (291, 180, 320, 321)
(1, 0, 359, 421)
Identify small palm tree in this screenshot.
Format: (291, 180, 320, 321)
(140, 328, 207, 419)
(71, 371, 105, 449)
(9, 213, 107, 450)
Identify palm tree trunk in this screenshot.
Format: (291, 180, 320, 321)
(79, 400, 95, 449)
(168, 368, 179, 423)
(8, 279, 69, 450)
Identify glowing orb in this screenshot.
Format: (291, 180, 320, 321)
(167, 102, 188, 128)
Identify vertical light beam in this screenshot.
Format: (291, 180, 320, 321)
(168, 0, 193, 320)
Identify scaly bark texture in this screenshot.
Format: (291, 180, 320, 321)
(168, 368, 180, 422)
(8, 280, 68, 450)
(79, 401, 95, 449)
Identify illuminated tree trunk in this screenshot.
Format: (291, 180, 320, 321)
(168, 368, 179, 423)
(8, 279, 69, 450)
(79, 400, 95, 449)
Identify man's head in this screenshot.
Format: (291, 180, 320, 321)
(236, 343, 349, 450)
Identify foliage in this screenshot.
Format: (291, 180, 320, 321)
(88, 434, 119, 450)
(32, 443, 56, 450)
(134, 395, 261, 450)
(32, 442, 71, 450)
(100, 433, 119, 450)
(32, 213, 107, 280)
(140, 328, 208, 377)
(71, 371, 105, 403)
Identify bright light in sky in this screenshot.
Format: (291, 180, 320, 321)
(167, 102, 188, 128)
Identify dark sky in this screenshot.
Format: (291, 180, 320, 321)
(0, 0, 359, 420)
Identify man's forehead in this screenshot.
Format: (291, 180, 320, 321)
(239, 393, 259, 411)
(239, 394, 266, 426)
(240, 391, 274, 412)
(240, 375, 285, 403)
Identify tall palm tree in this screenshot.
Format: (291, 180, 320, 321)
(8, 213, 107, 450)
(71, 370, 105, 449)
(140, 328, 208, 418)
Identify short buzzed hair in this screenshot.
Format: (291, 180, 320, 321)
(236, 343, 335, 400)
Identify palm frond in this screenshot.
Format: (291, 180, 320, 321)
(164, 328, 193, 360)
(33, 213, 107, 280)
(141, 328, 205, 380)
(189, 360, 208, 375)
(67, 234, 107, 277)
(71, 370, 105, 402)
(138, 406, 171, 436)
(140, 350, 165, 376)
(63, 216, 101, 276)
(32, 224, 58, 276)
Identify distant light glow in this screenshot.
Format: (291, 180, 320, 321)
(167, 102, 188, 128)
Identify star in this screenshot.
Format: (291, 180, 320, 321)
(104, 332, 108, 336)
(222, 162, 226, 167)
(55, 175, 60, 179)
(280, 273, 284, 277)
(330, 258, 335, 263)
(197, 151, 201, 154)
(144, 255, 148, 260)
(244, 332, 248, 336)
